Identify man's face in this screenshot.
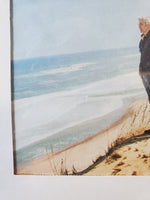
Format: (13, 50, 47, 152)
(139, 21, 147, 33)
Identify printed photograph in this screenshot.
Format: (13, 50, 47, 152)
(11, 0, 150, 175)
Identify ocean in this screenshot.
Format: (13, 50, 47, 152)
(12, 47, 146, 165)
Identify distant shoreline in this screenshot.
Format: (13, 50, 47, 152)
(13, 46, 138, 62)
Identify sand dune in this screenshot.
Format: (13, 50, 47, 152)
(84, 134, 150, 176)
(16, 98, 150, 175)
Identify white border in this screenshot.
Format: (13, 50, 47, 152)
(1, 0, 150, 199)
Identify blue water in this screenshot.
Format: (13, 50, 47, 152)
(12, 47, 145, 165)
(12, 47, 139, 100)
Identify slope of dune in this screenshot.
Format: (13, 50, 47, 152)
(84, 133, 150, 176)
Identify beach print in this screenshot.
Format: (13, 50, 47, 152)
(11, 0, 150, 175)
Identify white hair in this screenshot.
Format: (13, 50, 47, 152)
(138, 17, 150, 26)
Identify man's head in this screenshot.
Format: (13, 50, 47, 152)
(138, 17, 150, 35)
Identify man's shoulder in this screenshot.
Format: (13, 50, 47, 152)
(144, 30, 150, 43)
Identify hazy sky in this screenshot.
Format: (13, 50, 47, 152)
(12, 0, 150, 60)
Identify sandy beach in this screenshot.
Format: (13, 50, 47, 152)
(84, 133, 150, 176)
(16, 97, 150, 176)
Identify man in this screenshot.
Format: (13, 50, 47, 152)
(139, 17, 150, 103)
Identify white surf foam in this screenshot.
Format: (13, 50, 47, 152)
(15, 62, 96, 79)
(14, 71, 145, 149)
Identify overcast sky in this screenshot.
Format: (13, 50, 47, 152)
(12, 0, 150, 60)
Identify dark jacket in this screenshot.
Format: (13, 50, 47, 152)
(139, 30, 150, 73)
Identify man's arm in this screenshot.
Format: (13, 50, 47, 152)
(140, 39, 150, 70)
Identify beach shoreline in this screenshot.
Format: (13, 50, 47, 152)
(15, 97, 150, 175)
(15, 91, 145, 166)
